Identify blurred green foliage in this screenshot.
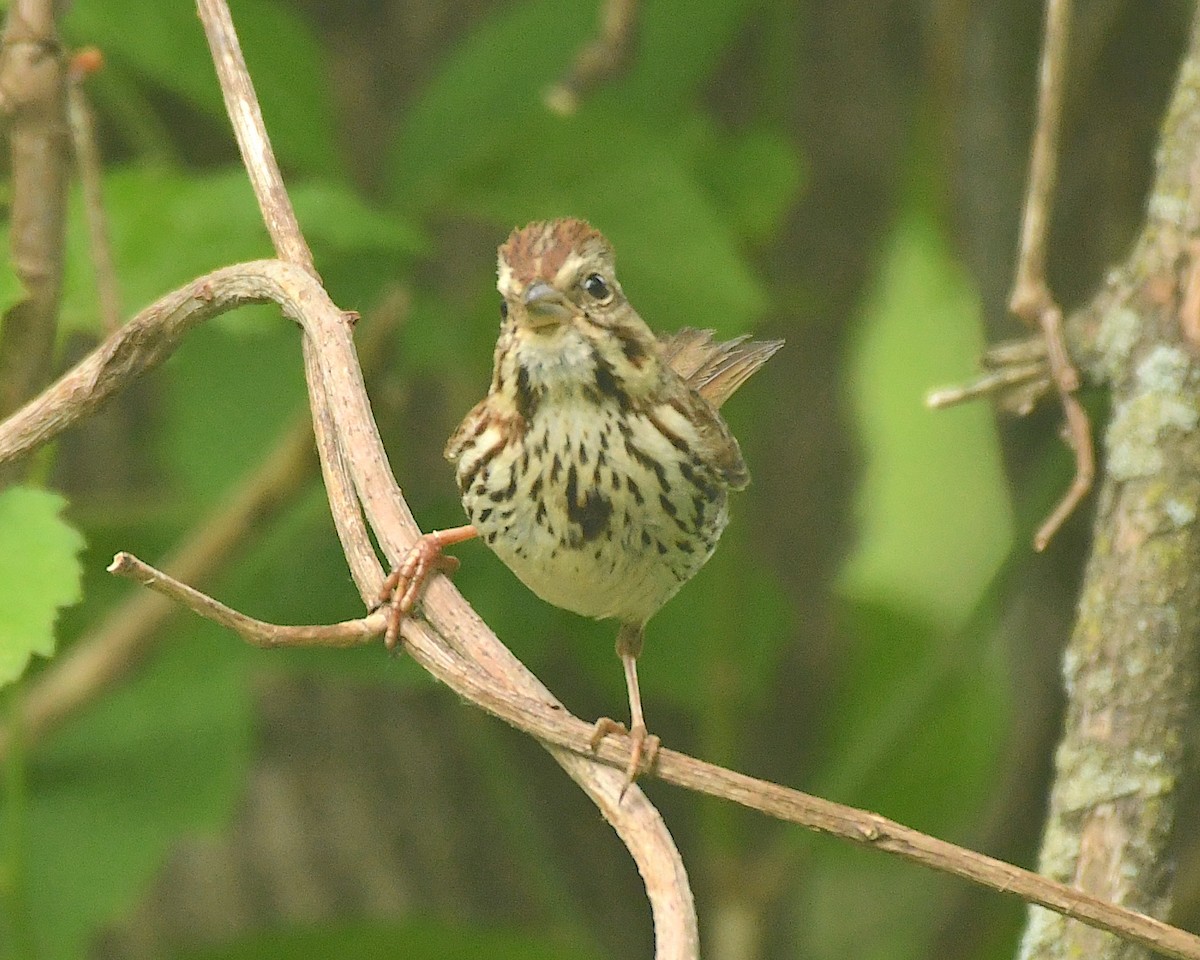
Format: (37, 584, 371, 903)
(175, 918, 604, 960)
(0, 0, 1029, 958)
(841, 206, 1013, 627)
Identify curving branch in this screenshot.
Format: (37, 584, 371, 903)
(0, 289, 408, 762)
(192, 1, 699, 956)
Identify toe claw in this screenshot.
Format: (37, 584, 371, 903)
(589, 718, 659, 799)
(376, 526, 476, 651)
(588, 716, 626, 752)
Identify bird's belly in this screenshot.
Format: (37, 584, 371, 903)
(456, 405, 729, 625)
(500, 532, 683, 624)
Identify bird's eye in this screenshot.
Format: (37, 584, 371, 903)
(583, 273, 611, 301)
(499, 299, 509, 320)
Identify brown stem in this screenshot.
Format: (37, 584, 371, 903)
(926, 334, 1052, 414)
(108, 553, 383, 648)
(1007, 0, 1095, 550)
(0, 0, 69, 430)
(544, 0, 640, 115)
(195, 0, 315, 275)
(67, 49, 122, 334)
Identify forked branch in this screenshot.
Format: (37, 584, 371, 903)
(931, 0, 1094, 550)
(1009, 0, 1096, 551)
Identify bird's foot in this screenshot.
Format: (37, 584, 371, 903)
(589, 717, 661, 799)
(374, 526, 476, 651)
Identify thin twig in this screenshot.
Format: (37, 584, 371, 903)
(108, 553, 383, 647)
(1008, 0, 1094, 550)
(66, 47, 122, 334)
(544, 0, 640, 115)
(109, 551, 1200, 960)
(195, 0, 314, 275)
(927, 335, 1052, 414)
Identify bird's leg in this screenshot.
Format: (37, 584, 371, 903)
(589, 622, 660, 795)
(376, 524, 478, 651)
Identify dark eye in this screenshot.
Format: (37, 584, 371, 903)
(583, 273, 611, 300)
(499, 299, 509, 320)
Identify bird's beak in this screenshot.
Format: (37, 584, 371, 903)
(521, 282, 572, 329)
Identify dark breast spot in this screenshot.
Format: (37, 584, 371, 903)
(458, 440, 503, 494)
(566, 463, 613, 543)
(515, 365, 540, 420)
(594, 355, 631, 410)
(619, 331, 649, 367)
(571, 492, 613, 543)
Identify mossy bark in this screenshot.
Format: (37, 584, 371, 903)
(1019, 9, 1200, 958)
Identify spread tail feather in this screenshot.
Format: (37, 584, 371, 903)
(659, 328, 784, 408)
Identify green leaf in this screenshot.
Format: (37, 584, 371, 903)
(609, 0, 764, 113)
(64, 0, 339, 176)
(838, 207, 1013, 627)
(176, 918, 604, 960)
(0, 262, 26, 318)
(389, 0, 762, 211)
(387, 0, 594, 210)
(159, 323, 305, 506)
(60, 166, 422, 337)
(59, 166, 268, 336)
(290, 181, 427, 258)
(689, 124, 806, 245)
(0, 488, 85, 686)
(11, 628, 251, 960)
(448, 109, 769, 337)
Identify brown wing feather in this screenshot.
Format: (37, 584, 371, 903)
(659, 328, 784, 409)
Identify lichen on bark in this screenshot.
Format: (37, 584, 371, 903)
(1019, 12, 1200, 958)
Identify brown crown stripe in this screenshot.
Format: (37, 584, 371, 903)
(499, 218, 609, 284)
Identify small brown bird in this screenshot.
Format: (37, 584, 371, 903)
(383, 218, 781, 785)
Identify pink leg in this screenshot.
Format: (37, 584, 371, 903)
(588, 623, 660, 797)
(378, 524, 478, 650)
